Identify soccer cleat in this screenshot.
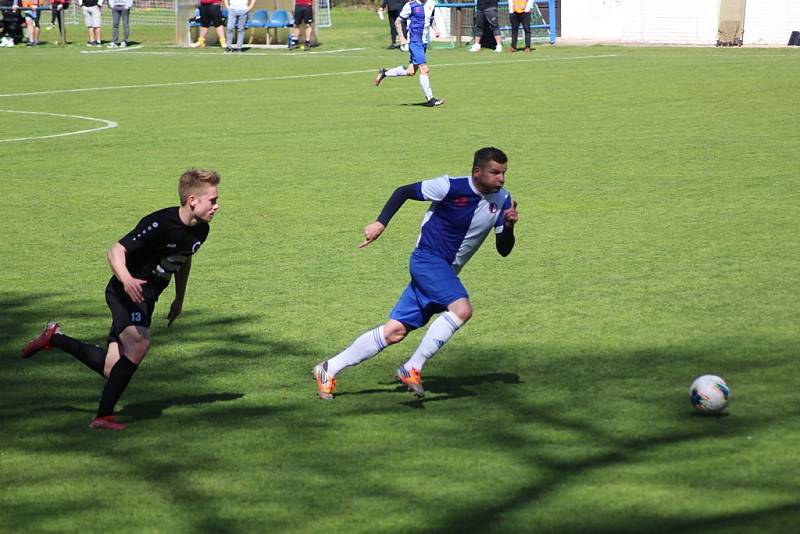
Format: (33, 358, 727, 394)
(89, 416, 128, 431)
(469, 43, 480, 52)
(396, 367, 425, 398)
(424, 97, 446, 107)
(191, 38, 206, 48)
(220, 38, 227, 48)
(21, 322, 61, 359)
(120, 41, 127, 48)
(374, 67, 387, 86)
(313, 364, 336, 400)
(108, 42, 118, 48)
(524, 47, 532, 52)
(509, 47, 517, 53)
(400, 43, 408, 52)
(494, 44, 502, 53)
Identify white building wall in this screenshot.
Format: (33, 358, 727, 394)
(744, 1, 800, 45)
(562, 0, 799, 46)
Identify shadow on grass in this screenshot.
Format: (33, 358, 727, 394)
(337, 372, 521, 408)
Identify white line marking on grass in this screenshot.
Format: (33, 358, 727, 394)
(119, 47, 365, 57)
(0, 54, 618, 98)
(80, 44, 145, 54)
(0, 110, 117, 143)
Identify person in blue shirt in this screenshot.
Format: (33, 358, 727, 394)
(313, 147, 519, 399)
(373, 0, 445, 107)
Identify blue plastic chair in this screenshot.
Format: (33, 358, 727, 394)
(245, 9, 269, 44)
(266, 9, 292, 45)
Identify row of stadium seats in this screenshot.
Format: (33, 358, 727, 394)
(188, 8, 293, 46)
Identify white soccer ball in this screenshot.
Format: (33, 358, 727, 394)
(689, 374, 730, 414)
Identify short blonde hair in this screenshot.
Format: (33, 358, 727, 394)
(178, 169, 220, 205)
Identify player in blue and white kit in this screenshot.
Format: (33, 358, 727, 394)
(373, 0, 445, 107)
(313, 147, 519, 399)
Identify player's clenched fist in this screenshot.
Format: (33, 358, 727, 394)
(504, 200, 519, 227)
(359, 221, 386, 249)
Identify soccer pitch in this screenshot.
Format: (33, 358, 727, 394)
(1, 10, 799, 533)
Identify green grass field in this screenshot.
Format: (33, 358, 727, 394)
(2, 10, 799, 533)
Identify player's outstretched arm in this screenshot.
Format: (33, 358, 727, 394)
(496, 200, 518, 257)
(168, 257, 191, 326)
(107, 242, 147, 303)
(358, 183, 420, 248)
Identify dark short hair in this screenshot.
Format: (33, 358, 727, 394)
(473, 147, 508, 169)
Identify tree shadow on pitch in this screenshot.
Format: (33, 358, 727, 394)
(48, 393, 245, 422)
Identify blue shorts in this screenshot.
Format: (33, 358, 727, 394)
(389, 249, 469, 330)
(409, 42, 427, 66)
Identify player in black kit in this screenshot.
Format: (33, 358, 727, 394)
(21, 169, 221, 431)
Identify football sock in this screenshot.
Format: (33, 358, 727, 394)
(404, 311, 464, 372)
(326, 326, 387, 377)
(96, 355, 138, 417)
(385, 66, 408, 77)
(419, 73, 433, 101)
(51, 333, 107, 376)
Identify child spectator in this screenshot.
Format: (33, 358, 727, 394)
(13, 0, 41, 46)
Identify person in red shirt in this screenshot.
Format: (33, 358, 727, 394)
(193, 0, 227, 48)
(290, 0, 314, 50)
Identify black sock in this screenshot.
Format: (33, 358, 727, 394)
(96, 355, 138, 417)
(51, 333, 107, 376)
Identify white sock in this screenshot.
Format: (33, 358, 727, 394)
(326, 326, 387, 377)
(419, 73, 433, 101)
(385, 65, 408, 77)
(404, 311, 464, 372)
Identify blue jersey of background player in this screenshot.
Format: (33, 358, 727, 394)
(373, 0, 445, 107)
(314, 147, 519, 399)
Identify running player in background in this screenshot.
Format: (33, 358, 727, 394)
(373, 0, 445, 107)
(21, 170, 221, 430)
(313, 147, 519, 399)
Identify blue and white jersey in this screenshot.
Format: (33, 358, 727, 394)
(399, 0, 436, 45)
(411, 175, 512, 273)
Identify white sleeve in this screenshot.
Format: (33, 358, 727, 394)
(419, 175, 451, 201)
(398, 2, 411, 19)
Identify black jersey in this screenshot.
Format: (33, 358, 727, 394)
(117, 207, 210, 296)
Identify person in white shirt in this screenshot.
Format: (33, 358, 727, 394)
(108, 0, 132, 47)
(223, 0, 254, 52)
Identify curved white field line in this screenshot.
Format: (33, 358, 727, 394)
(0, 110, 118, 143)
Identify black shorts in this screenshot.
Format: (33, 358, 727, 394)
(294, 5, 313, 25)
(199, 3, 223, 28)
(475, 7, 500, 37)
(105, 277, 157, 344)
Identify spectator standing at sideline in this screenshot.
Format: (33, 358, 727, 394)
(378, 0, 407, 50)
(508, 0, 533, 52)
(78, 0, 103, 46)
(49, 0, 69, 43)
(223, 0, 254, 52)
(108, 0, 132, 47)
(289, 0, 314, 50)
(192, 0, 227, 48)
(469, 0, 502, 53)
(15, 0, 42, 46)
